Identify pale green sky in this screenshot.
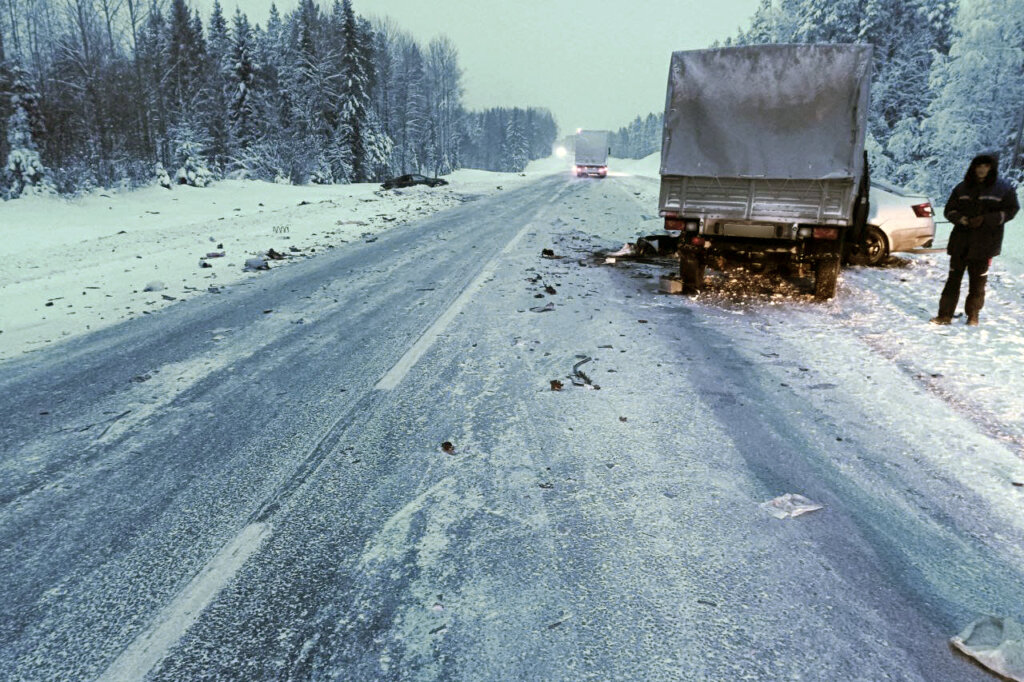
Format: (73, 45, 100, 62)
(202, 0, 761, 134)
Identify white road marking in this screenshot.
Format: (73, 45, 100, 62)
(97, 523, 272, 682)
(376, 182, 567, 391)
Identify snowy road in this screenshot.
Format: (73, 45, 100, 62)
(2, 172, 1024, 681)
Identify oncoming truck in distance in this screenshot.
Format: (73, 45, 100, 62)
(658, 44, 873, 299)
(574, 130, 611, 177)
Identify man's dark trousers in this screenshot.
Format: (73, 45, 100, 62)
(938, 250, 990, 318)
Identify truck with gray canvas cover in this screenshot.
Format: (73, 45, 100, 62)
(574, 130, 611, 177)
(659, 44, 873, 299)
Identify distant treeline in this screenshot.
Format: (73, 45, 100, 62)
(729, 0, 1023, 195)
(0, 0, 558, 198)
(609, 113, 663, 160)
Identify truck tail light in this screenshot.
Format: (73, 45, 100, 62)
(813, 227, 839, 240)
(912, 202, 933, 218)
(665, 217, 685, 231)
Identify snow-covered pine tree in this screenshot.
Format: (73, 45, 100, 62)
(336, 0, 371, 181)
(203, 0, 231, 172)
(170, 119, 214, 186)
(0, 31, 10, 194)
(426, 36, 462, 175)
(5, 62, 51, 197)
(500, 111, 529, 172)
(228, 8, 259, 172)
(258, 3, 288, 130)
(794, 0, 864, 43)
(166, 0, 204, 111)
(287, 0, 336, 182)
(859, 0, 937, 186)
(920, 0, 1024, 190)
(137, 2, 170, 165)
(361, 108, 393, 180)
(394, 39, 426, 173)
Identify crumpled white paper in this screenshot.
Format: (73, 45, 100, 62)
(951, 616, 1024, 681)
(607, 243, 635, 257)
(760, 493, 824, 519)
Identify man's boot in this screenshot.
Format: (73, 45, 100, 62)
(966, 315, 979, 326)
(930, 315, 952, 325)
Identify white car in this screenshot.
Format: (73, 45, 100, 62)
(849, 179, 936, 266)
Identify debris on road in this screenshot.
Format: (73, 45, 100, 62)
(244, 257, 269, 271)
(205, 251, 225, 258)
(550, 380, 564, 391)
(660, 275, 684, 295)
(607, 243, 635, 257)
(530, 302, 555, 313)
(760, 493, 824, 519)
(441, 441, 455, 454)
(266, 248, 286, 260)
(950, 616, 1024, 682)
(143, 281, 165, 292)
(571, 356, 600, 390)
(541, 248, 559, 259)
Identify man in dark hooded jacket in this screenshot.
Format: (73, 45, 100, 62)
(930, 153, 1019, 325)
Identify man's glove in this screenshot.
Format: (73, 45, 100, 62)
(968, 216, 985, 229)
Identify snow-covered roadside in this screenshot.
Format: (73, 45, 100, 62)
(608, 164, 1024, 459)
(835, 192, 1024, 455)
(0, 158, 571, 362)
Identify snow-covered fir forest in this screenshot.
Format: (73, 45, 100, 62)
(1, 0, 1021, 200)
(609, 113, 664, 160)
(0, 0, 558, 198)
(728, 0, 1024, 196)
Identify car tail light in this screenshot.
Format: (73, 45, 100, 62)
(665, 217, 685, 231)
(912, 202, 933, 218)
(812, 227, 839, 240)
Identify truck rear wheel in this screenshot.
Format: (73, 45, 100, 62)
(813, 257, 840, 300)
(680, 253, 705, 294)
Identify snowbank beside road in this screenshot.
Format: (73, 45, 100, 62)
(608, 152, 660, 178)
(0, 166, 556, 362)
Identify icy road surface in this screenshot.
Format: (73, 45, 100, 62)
(2, 173, 1024, 681)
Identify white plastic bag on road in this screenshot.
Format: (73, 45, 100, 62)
(951, 616, 1024, 681)
(760, 493, 824, 519)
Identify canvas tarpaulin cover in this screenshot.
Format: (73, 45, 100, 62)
(660, 44, 872, 181)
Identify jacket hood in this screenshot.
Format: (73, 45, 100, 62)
(965, 152, 1000, 186)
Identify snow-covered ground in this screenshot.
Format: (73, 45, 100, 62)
(0, 158, 571, 362)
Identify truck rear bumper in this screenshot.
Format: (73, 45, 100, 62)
(681, 235, 843, 262)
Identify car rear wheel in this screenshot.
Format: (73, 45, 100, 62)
(848, 226, 888, 267)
